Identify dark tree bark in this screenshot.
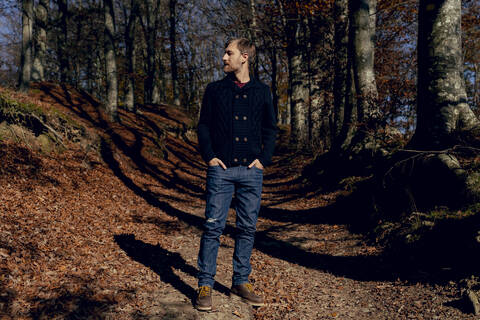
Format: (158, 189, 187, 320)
(140, 0, 162, 104)
(169, 0, 180, 106)
(270, 46, 279, 120)
(57, 0, 69, 83)
(332, 0, 349, 149)
(19, 0, 34, 91)
(249, 0, 259, 79)
(124, 0, 138, 112)
(104, 0, 118, 121)
(32, 0, 48, 82)
(411, 0, 479, 149)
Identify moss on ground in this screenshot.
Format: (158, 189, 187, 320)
(0, 90, 88, 154)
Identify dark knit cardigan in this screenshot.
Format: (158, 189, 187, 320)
(197, 75, 278, 168)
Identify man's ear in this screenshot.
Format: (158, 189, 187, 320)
(241, 53, 248, 64)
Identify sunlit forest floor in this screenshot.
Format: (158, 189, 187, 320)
(0, 83, 477, 319)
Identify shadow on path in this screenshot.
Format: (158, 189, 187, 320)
(114, 234, 231, 303)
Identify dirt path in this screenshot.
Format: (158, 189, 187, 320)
(0, 87, 477, 319)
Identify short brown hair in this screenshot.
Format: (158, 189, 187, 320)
(225, 38, 256, 62)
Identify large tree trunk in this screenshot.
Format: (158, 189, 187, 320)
(383, 0, 480, 212)
(32, 0, 48, 82)
(104, 0, 118, 121)
(19, 0, 34, 91)
(349, 0, 379, 152)
(411, 0, 479, 149)
(169, 0, 180, 106)
(57, 0, 69, 83)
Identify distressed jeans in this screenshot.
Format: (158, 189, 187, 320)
(197, 165, 263, 288)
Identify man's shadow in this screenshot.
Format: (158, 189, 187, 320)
(114, 234, 231, 305)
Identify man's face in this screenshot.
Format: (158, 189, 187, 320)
(222, 41, 247, 74)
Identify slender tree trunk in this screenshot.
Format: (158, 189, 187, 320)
(350, 0, 379, 142)
(411, 0, 479, 148)
(95, 52, 104, 100)
(270, 46, 279, 120)
(104, 0, 118, 121)
(19, 0, 34, 91)
(474, 63, 479, 110)
(141, 0, 161, 104)
(249, 0, 259, 78)
(125, 0, 138, 112)
(307, 16, 327, 151)
(169, 0, 180, 106)
(32, 0, 47, 82)
(332, 0, 349, 150)
(86, 43, 93, 93)
(276, 0, 290, 125)
(288, 17, 309, 149)
(57, 0, 69, 83)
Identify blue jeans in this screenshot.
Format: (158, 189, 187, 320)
(197, 165, 263, 287)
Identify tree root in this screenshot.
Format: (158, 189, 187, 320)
(466, 289, 480, 315)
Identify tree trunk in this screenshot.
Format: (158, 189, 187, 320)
(141, 0, 161, 104)
(349, 0, 379, 150)
(104, 0, 118, 121)
(249, 0, 259, 78)
(169, 0, 180, 106)
(270, 46, 279, 121)
(19, 0, 34, 91)
(32, 0, 47, 82)
(125, 0, 138, 112)
(57, 0, 69, 83)
(384, 0, 480, 211)
(332, 0, 349, 150)
(276, 0, 290, 125)
(411, 0, 479, 149)
(474, 63, 479, 111)
(288, 17, 309, 149)
(307, 16, 329, 152)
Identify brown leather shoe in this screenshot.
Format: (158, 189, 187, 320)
(230, 283, 264, 306)
(195, 286, 212, 311)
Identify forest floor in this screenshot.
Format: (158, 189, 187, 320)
(0, 83, 478, 319)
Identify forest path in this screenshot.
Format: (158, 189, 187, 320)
(0, 84, 475, 319)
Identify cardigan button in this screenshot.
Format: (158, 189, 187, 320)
(244, 137, 248, 142)
(235, 137, 240, 141)
(235, 115, 239, 120)
(235, 94, 239, 99)
(234, 158, 238, 162)
(243, 94, 247, 98)
(243, 116, 247, 120)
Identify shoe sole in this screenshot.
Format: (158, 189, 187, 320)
(195, 305, 212, 311)
(229, 292, 265, 307)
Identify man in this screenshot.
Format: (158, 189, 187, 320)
(195, 38, 277, 311)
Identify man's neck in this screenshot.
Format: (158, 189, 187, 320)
(233, 68, 250, 84)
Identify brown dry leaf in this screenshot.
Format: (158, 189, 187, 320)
(232, 309, 242, 318)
